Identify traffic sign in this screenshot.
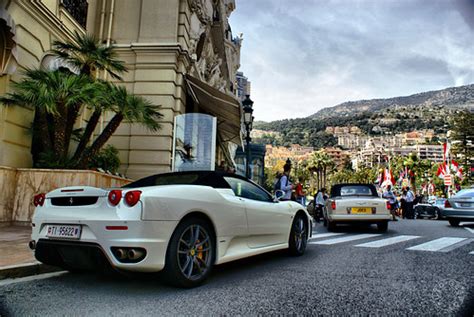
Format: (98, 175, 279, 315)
(444, 174, 452, 186)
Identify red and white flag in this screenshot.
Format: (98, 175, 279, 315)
(437, 163, 447, 179)
(450, 160, 464, 179)
(443, 142, 451, 161)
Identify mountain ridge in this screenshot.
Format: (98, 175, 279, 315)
(309, 83, 474, 119)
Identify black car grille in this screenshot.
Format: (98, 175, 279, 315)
(51, 196, 99, 206)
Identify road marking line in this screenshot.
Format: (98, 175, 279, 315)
(470, 251, 474, 255)
(439, 238, 474, 253)
(464, 227, 474, 234)
(0, 271, 67, 287)
(407, 237, 467, 252)
(309, 234, 381, 245)
(310, 233, 345, 239)
(355, 235, 420, 248)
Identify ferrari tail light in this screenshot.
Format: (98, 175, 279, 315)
(108, 190, 122, 206)
(444, 200, 452, 208)
(124, 190, 141, 207)
(386, 201, 391, 210)
(331, 201, 336, 210)
(33, 193, 45, 207)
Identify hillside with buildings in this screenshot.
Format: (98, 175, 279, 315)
(254, 84, 474, 148)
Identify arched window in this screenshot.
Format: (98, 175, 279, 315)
(0, 18, 16, 75)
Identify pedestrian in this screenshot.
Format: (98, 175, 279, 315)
(382, 185, 398, 221)
(279, 163, 293, 201)
(403, 186, 415, 219)
(313, 188, 327, 222)
(295, 178, 306, 206)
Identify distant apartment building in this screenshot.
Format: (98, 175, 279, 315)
(236, 71, 251, 101)
(326, 126, 362, 135)
(322, 147, 351, 169)
(403, 129, 436, 145)
(392, 145, 444, 162)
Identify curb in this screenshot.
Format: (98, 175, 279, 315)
(0, 262, 62, 280)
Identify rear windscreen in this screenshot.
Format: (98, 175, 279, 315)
(332, 185, 378, 197)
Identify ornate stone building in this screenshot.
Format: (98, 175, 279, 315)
(0, 0, 86, 168)
(0, 0, 244, 180)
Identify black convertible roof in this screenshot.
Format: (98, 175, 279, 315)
(123, 170, 249, 189)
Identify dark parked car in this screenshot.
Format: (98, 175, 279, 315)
(440, 189, 474, 227)
(414, 197, 446, 220)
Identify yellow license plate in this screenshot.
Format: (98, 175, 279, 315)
(351, 207, 371, 214)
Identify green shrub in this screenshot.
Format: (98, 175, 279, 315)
(89, 145, 121, 173)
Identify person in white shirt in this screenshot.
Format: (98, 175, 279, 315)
(279, 163, 293, 201)
(403, 186, 415, 219)
(314, 188, 327, 222)
(383, 185, 398, 221)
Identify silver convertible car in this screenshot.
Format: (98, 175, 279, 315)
(30, 171, 312, 288)
(441, 188, 474, 227)
(323, 183, 391, 232)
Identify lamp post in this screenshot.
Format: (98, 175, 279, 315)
(242, 95, 254, 179)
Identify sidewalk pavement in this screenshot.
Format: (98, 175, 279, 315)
(0, 226, 60, 280)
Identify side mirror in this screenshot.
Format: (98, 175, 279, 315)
(274, 190, 285, 202)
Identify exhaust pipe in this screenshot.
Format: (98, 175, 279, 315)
(127, 249, 144, 261)
(28, 240, 36, 250)
(115, 248, 127, 260)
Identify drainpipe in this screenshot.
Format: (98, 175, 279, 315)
(100, 0, 115, 133)
(98, 0, 107, 42)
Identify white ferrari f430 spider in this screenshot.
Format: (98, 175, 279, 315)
(30, 171, 312, 287)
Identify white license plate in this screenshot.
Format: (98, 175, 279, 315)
(46, 225, 82, 239)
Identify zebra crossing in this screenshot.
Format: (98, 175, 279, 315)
(308, 232, 474, 254)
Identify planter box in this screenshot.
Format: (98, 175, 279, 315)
(0, 167, 131, 226)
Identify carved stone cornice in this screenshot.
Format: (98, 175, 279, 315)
(189, 0, 212, 25)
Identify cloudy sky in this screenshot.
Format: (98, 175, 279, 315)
(229, 0, 474, 122)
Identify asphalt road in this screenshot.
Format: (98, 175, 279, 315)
(1, 219, 473, 316)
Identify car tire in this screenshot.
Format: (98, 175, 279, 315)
(323, 217, 328, 227)
(327, 219, 336, 232)
(435, 209, 442, 220)
(377, 221, 388, 232)
(288, 214, 308, 256)
(162, 217, 215, 288)
(448, 219, 460, 227)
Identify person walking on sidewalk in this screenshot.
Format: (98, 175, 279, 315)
(279, 163, 293, 201)
(383, 185, 398, 221)
(295, 178, 306, 206)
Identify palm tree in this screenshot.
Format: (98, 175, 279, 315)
(51, 31, 127, 80)
(52, 31, 129, 163)
(0, 69, 99, 165)
(75, 85, 163, 168)
(307, 151, 332, 190)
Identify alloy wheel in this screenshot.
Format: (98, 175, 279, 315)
(177, 224, 212, 281)
(293, 217, 307, 252)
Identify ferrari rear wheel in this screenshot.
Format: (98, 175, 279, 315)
(288, 214, 308, 256)
(163, 217, 215, 288)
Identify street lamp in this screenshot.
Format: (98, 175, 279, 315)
(242, 95, 254, 179)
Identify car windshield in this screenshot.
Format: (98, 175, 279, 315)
(337, 185, 377, 197)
